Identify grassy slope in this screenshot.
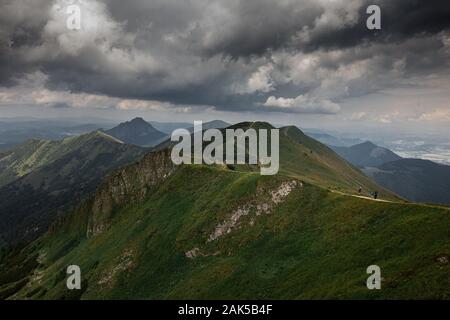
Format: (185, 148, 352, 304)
(0, 139, 57, 187)
(0, 131, 146, 243)
(278, 126, 397, 200)
(0, 132, 132, 187)
(0, 123, 447, 299)
(3, 165, 449, 299)
(178, 121, 396, 199)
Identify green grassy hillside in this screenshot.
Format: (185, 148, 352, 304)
(1, 164, 448, 299)
(0, 131, 146, 244)
(158, 122, 396, 200)
(0, 139, 61, 187)
(278, 126, 396, 199)
(0, 123, 447, 300)
(0, 131, 129, 187)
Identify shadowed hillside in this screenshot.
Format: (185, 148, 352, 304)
(331, 141, 402, 168)
(364, 158, 450, 205)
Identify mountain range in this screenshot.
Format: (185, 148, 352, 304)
(0, 117, 236, 245)
(0, 119, 117, 151)
(103, 118, 231, 147)
(331, 141, 402, 168)
(0, 131, 145, 244)
(1, 121, 449, 299)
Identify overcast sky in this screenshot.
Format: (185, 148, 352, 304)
(0, 0, 449, 135)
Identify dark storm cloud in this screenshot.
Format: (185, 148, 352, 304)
(192, 0, 323, 58)
(0, 0, 50, 85)
(0, 0, 449, 114)
(377, 0, 450, 38)
(296, 0, 450, 53)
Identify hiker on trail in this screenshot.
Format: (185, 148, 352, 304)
(358, 186, 362, 194)
(373, 191, 378, 200)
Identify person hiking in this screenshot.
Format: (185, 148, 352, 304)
(373, 191, 378, 199)
(358, 186, 362, 194)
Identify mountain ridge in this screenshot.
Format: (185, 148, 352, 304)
(1, 152, 448, 299)
(0, 131, 146, 243)
(2, 122, 449, 300)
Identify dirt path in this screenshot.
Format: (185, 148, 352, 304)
(331, 190, 397, 203)
(331, 190, 450, 211)
(348, 194, 394, 203)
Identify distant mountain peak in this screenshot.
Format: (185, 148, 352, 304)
(358, 141, 377, 147)
(119, 117, 152, 129)
(129, 117, 147, 124)
(105, 118, 167, 147)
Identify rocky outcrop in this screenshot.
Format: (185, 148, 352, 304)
(87, 149, 176, 236)
(186, 180, 301, 259)
(207, 180, 300, 243)
(98, 248, 136, 287)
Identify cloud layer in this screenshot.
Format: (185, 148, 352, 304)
(0, 0, 449, 116)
